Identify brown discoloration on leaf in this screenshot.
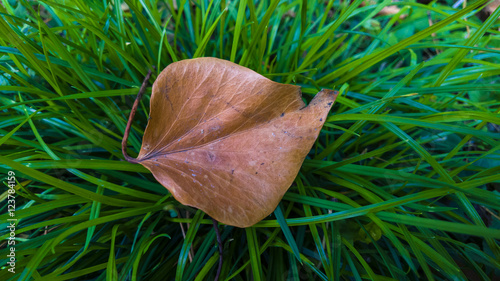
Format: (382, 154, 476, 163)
(134, 58, 337, 227)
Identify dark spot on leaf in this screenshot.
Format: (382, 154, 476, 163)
(208, 152, 216, 162)
(280, 112, 285, 117)
(319, 118, 323, 121)
(261, 163, 264, 165)
(255, 172, 258, 174)
(231, 169, 235, 174)
(327, 102, 332, 106)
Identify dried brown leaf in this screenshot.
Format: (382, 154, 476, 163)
(129, 58, 337, 227)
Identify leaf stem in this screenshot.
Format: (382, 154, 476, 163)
(212, 218, 223, 281)
(122, 68, 155, 163)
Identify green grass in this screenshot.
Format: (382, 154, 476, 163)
(1, 0, 500, 280)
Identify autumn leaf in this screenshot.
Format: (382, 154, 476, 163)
(124, 58, 337, 227)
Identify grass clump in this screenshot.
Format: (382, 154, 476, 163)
(1, 0, 500, 280)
